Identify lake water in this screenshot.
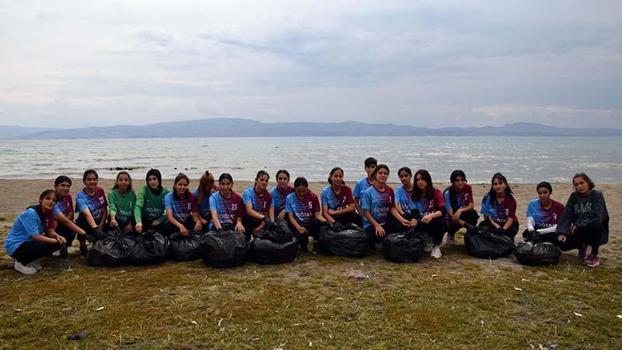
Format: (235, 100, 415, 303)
(0, 136, 621, 183)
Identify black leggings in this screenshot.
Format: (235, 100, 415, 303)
(559, 223, 605, 256)
(288, 219, 322, 249)
(243, 216, 264, 241)
(364, 223, 392, 245)
(332, 211, 362, 227)
(480, 219, 519, 241)
(11, 241, 60, 265)
(447, 209, 479, 236)
(55, 225, 77, 247)
(415, 217, 447, 246)
(521, 229, 558, 244)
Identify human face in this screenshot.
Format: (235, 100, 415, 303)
(365, 164, 377, 177)
(255, 175, 269, 192)
(40, 193, 57, 212)
(295, 185, 307, 199)
(415, 174, 428, 191)
(398, 171, 411, 186)
(147, 175, 160, 190)
(573, 177, 590, 195)
(330, 170, 344, 187)
(492, 178, 507, 195)
(453, 176, 466, 191)
(219, 179, 233, 196)
(55, 181, 71, 196)
(537, 187, 551, 203)
(374, 168, 389, 185)
(84, 174, 98, 190)
(174, 179, 189, 196)
(116, 174, 130, 191)
(276, 173, 289, 189)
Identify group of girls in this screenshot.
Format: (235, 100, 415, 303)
(3, 157, 610, 275)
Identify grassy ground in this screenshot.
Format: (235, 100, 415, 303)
(1, 228, 621, 349)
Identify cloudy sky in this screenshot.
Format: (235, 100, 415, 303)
(1, 0, 621, 128)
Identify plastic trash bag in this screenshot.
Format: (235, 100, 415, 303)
(251, 220, 298, 264)
(168, 231, 203, 261)
(464, 226, 515, 259)
(382, 231, 425, 263)
(129, 230, 169, 265)
(515, 241, 561, 266)
(201, 229, 249, 268)
(318, 223, 368, 258)
(87, 229, 135, 267)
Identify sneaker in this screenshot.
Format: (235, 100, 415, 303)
(585, 254, 600, 268)
(431, 245, 442, 259)
(457, 227, 468, 235)
(79, 243, 89, 258)
(28, 260, 42, 271)
(14, 261, 38, 275)
(578, 246, 586, 262)
(424, 242, 434, 253)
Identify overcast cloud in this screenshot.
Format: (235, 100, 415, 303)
(0, 0, 621, 128)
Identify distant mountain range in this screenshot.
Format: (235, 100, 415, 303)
(1, 118, 621, 139)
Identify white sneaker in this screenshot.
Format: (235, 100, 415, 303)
(457, 227, 468, 235)
(14, 261, 38, 275)
(28, 260, 42, 271)
(431, 245, 442, 259)
(424, 242, 434, 253)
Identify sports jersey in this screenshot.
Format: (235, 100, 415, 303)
(526, 198, 564, 230)
(134, 186, 170, 224)
(481, 194, 517, 225)
(285, 190, 321, 226)
(353, 176, 373, 199)
(321, 185, 355, 210)
(108, 189, 136, 225)
(193, 186, 219, 219)
(76, 187, 108, 223)
(270, 185, 294, 214)
(413, 188, 446, 219)
(242, 187, 272, 215)
(443, 184, 474, 212)
(4, 208, 45, 255)
(209, 192, 245, 228)
(360, 185, 395, 229)
(394, 185, 416, 214)
(164, 192, 198, 224)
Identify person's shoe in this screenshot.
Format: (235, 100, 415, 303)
(431, 245, 442, 259)
(446, 233, 455, 245)
(578, 246, 587, 262)
(59, 244, 69, 258)
(585, 254, 600, 268)
(424, 242, 434, 253)
(79, 243, 89, 258)
(28, 260, 42, 271)
(14, 261, 38, 275)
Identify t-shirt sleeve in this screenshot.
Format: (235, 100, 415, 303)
(443, 190, 451, 212)
(208, 193, 218, 213)
(76, 192, 88, 212)
(361, 190, 371, 212)
(242, 188, 253, 205)
(434, 189, 445, 210)
(320, 188, 329, 208)
(353, 180, 361, 199)
(285, 195, 294, 214)
(526, 200, 537, 219)
(344, 186, 355, 205)
(480, 196, 491, 217)
(107, 192, 117, 216)
(44, 211, 56, 230)
(164, 193, 173, 210)
(134, 187, 145, 223)
(22, 209, 43, 237)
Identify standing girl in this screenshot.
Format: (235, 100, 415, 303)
(269, 169, 294, 221)
(194, 170, 219, 227)
(76, 169, 108, 245)
(108, 171, 136, 234)
(361, 164, 395, 248)
(321, 167, 359, 226)
(209, 173, 246, 233)
(557, 173, 609, 267)
(443, 170, 478, 244)
(412, 169, 447, 259)
(134, 169, 170, 234)
(164, 173, 202, 236)
(285, 177, 326, 252)
(4, 190, 66, 274)
(480, 173, 519, 240)
(243, 170, 272, 239)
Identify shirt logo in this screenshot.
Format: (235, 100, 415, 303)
(232, 204, 238, 211)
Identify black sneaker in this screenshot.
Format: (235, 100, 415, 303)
(79, 243, 88, 258)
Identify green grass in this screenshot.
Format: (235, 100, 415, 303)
(1, 226, 621, 349)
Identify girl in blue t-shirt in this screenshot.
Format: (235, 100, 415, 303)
(269, 169, 294, 221)
(165, 173, 202, 236)
(210, 173, 246, 233)
(361, 164, 396, 247)
(443, 170, 478, 244)
(480, 173, 519, 240)
(522, 181, 564, 243)
(4, 190, 66, 275)
(321, 167, 359, 227)
(389, 167, 419, 233)
(76, 169, 108, 251)
(242, 170, 272, 240)
(285, 177, 326, 252)
(193, 170, 218, 227)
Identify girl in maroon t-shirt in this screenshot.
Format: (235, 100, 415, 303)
(412, 169, 447, 259)
(52, 175, 87, 254)
(480, 173, 519, 240)
(443, 170, 479, 244)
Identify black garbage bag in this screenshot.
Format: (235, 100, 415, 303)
(129, 230, 169, 265)
(515, 241, 561, 266)
(168, 231, 203, 261)
(382, 232, 425, 263)
(201, 229, 249, 268)
(86, 227, 108, 243)
(87, 229, 135, 267)
(464, 226, 515, 259)
(318, 223, 368, 258)
(251, 220, 298, 264)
